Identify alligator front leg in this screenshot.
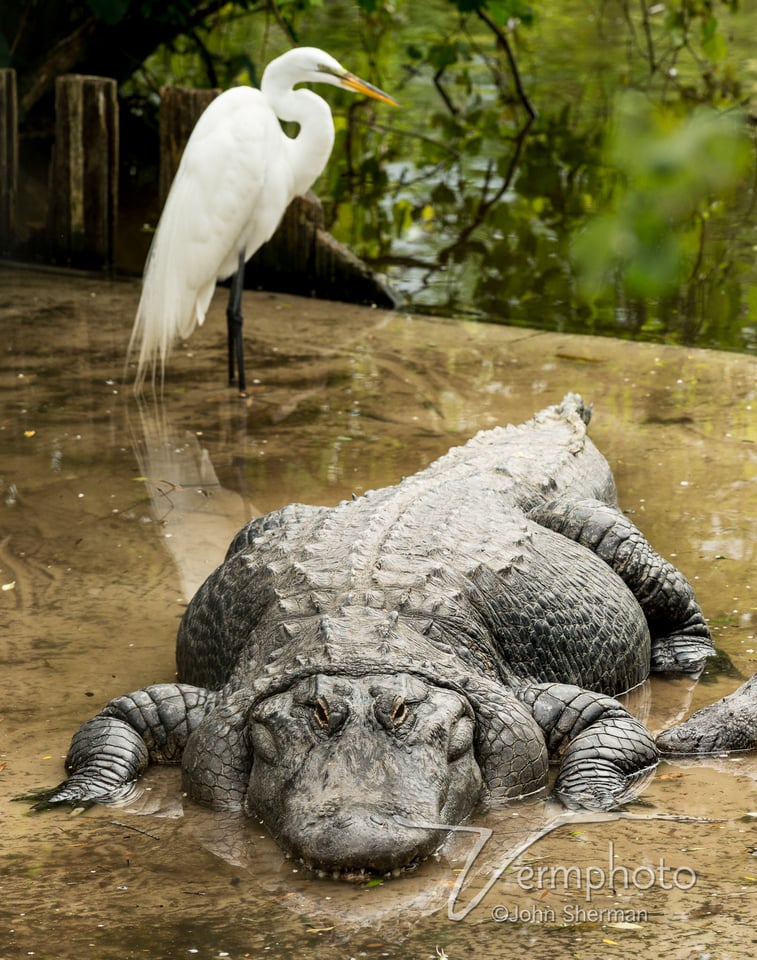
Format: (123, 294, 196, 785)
(459, 675, 550, 803)
(24, 683, 218, 808)
(518, 682, 659, 810)
(529, 498, 713, 675)
(181, 692, 254, 809)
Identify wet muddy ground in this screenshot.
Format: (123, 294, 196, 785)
(0, 264, 755, 959)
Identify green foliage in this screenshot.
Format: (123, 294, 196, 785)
(449, 0, 534, 24)
(8, 0, 753, 351)
(86, 0, 132, 24)
(306, 0, 754, 350)
(700, 15, 727, 61)
(618, 0, 744, 103)
(572, 93, 751, 299)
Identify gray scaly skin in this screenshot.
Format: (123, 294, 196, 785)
(27, 394, 713, 876)
(657, 673, 757, 755)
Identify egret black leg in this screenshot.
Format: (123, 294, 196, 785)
(226, 249, 247, 395)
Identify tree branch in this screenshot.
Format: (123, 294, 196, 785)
(436, 115, 534, 265)
(433, 65, 458, 116)
(476, 9, 537, 120)
(19, 18, 98, 115)
(266, 0, 297, 45)
(16, 0, 246, 119)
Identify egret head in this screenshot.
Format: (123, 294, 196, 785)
(264, 46, 398, 107)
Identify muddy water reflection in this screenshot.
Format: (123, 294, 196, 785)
(1, 267, 755, 960)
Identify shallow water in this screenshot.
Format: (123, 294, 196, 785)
(0, 265, 755, 960)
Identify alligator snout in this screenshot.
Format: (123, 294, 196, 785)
(244, 672, 482, 874)
(283, 806, 442, 876)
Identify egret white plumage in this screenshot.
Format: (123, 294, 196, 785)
(128, 47, 397, 394)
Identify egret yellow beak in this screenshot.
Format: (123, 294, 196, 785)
(340, 73, 399, 107)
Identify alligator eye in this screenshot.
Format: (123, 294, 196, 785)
(313, 696, 330, 730)
(391, 697, 408, 727)
(374, 694, 411, 731)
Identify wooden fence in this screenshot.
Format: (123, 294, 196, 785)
(0, 69, 18, 257)
(0, 69, 395, 307)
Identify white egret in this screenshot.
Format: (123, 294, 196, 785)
(128, 47, 397, 394)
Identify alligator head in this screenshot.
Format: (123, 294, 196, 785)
(244, 672, 482, 876)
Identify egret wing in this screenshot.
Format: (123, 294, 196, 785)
(130, 87, 294, 384)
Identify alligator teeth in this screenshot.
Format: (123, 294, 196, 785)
(300, 858, 425, 882)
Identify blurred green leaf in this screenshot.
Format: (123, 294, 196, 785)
(701, 18, 727, 60)
(86, 0, 131, 24)
(573, 92, 751, 301)
(431, 182, 458, 205)
(428, 41, 465, 71)
(489, 0, 535, 26)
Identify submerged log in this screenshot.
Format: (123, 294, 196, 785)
(50, 74, 118, 269)
(0, 69, 18, 256)
(246, 191, 397, 308)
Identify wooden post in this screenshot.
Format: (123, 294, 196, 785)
(0, 69, 18, 256)
(158, 86, 219, 204)
(50, 74, 118, 269)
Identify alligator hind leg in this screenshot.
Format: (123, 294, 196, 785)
(529, 498, 713, 675)
(518, 682, 659, 809)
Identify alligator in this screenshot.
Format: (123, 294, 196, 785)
(657, 673, 757, 755)
(30, 394, 714, 876)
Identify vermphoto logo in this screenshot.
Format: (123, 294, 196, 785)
(396, 817, 698, 921)
(512, 839, 697, 902)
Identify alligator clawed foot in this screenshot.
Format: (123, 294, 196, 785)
(13, 785, 96, 813)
